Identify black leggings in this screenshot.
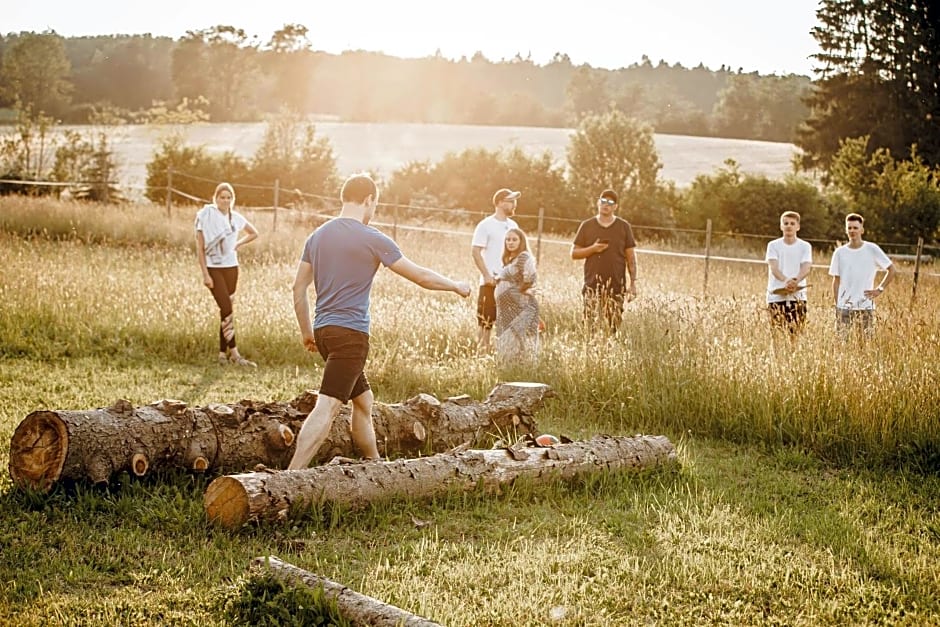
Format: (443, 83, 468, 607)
(207, 266, 239, 353)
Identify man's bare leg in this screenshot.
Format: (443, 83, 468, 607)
(350, 389, 380, 459)
(288, 394, 343, 469)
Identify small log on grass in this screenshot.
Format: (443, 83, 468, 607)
(206, 434, 677, 529)
(8, 382, 552, 492)
(251, 555, 442, 627)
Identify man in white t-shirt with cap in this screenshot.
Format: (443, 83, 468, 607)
(829, 212, 896, 338)
(471, 188, 520, 351)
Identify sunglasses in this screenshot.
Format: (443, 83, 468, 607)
(599, 198, 616, 205)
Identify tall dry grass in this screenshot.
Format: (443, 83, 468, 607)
(2, 196, 939, 469)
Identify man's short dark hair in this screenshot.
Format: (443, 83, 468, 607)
(341, 173, 377, 204)
(599, 189, 618, 203)
(846, 212, 864, 224)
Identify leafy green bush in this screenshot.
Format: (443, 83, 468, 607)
(385, 146, 576, 228)
(144, 112, 339, 209)
(144, 132, 249, 204)
(240, 110, 339, 209)
(0, 107, 59, 194)
(566, 109, 663, 225)
(677, 159, 834, 239)
(829, 136, 940, 243)
(51, 129, 123, 203)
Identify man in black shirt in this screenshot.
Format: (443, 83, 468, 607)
(570, 189, 638, 331)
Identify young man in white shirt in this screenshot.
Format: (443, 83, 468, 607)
(828, 212, 896, 338)
(765, 211, 812, 343)
(471, 188, 520, 351)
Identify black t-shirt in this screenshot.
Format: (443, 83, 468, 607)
(573, 216, 636, 294)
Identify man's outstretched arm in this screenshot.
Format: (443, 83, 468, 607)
(389, 256, 471, 296)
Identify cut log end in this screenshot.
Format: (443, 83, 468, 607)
(131, 452, 149, 476)
(192, 456, 209, 472)
(205, 476, 251, 528)
(8, 411, 69, 492)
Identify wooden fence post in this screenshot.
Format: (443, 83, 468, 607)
(393, 204, 399, 241)
(912, 236, 924, 304)
(273, 178, 280, 233)
(703, 219, 713, 294)
(536, 207, 545, 265)
(165, 167, 173, 218)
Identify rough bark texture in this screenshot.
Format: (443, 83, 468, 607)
(8, 382, 553, 492)
(251, 555, 442, 627)
(206, 434, 678, 528)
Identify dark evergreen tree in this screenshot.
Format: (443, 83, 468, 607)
(798, 0, 940, 171)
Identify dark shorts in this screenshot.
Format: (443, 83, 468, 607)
(768, 300, 807, 334)
(313, 325, 370, 403)
(835, 308, 875, 338)
(477, 284, 496, 329)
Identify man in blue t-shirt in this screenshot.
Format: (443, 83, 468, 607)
(288, 173, 470, 469)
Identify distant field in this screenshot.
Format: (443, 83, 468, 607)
(61, 122, 798, 192)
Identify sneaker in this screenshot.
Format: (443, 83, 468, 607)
(217, 354, 229, 366)
(230, 355, 257, 368)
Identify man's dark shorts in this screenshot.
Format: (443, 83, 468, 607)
(768, 300, 807, 334)
(477, 284, 496, 329)
(314, 325, 370, 402)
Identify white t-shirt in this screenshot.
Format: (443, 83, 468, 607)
(471, 215, 518, 285)
(195, 206, 252, 268)
(828, 242, 893, 310)
(765, 237, 812, 303)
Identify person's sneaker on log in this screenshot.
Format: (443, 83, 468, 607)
(326, 456, 358, 465)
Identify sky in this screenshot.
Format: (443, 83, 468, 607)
(4, 0, 822, 76)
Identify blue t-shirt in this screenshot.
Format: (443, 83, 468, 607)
(301, 217, 403, 334)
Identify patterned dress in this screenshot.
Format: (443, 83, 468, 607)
(495, 251, 540, 364)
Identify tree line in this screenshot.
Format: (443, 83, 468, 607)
(0, 27, 810, 142)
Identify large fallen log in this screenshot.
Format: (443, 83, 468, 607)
(8, 382, 552, 492)
(251, 555, 442, 627)
(206, 434, 677, 529)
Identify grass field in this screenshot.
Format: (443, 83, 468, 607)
(1, 196, 939, 625)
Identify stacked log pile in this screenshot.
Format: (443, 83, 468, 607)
(8, 382, 553, 491)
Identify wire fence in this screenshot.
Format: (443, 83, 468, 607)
(4, 171, 939, 295)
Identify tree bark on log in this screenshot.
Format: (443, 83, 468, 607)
(206, 434, 677, 529)
(251, 555, 442, 627)
(8, 382, 552, 492)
